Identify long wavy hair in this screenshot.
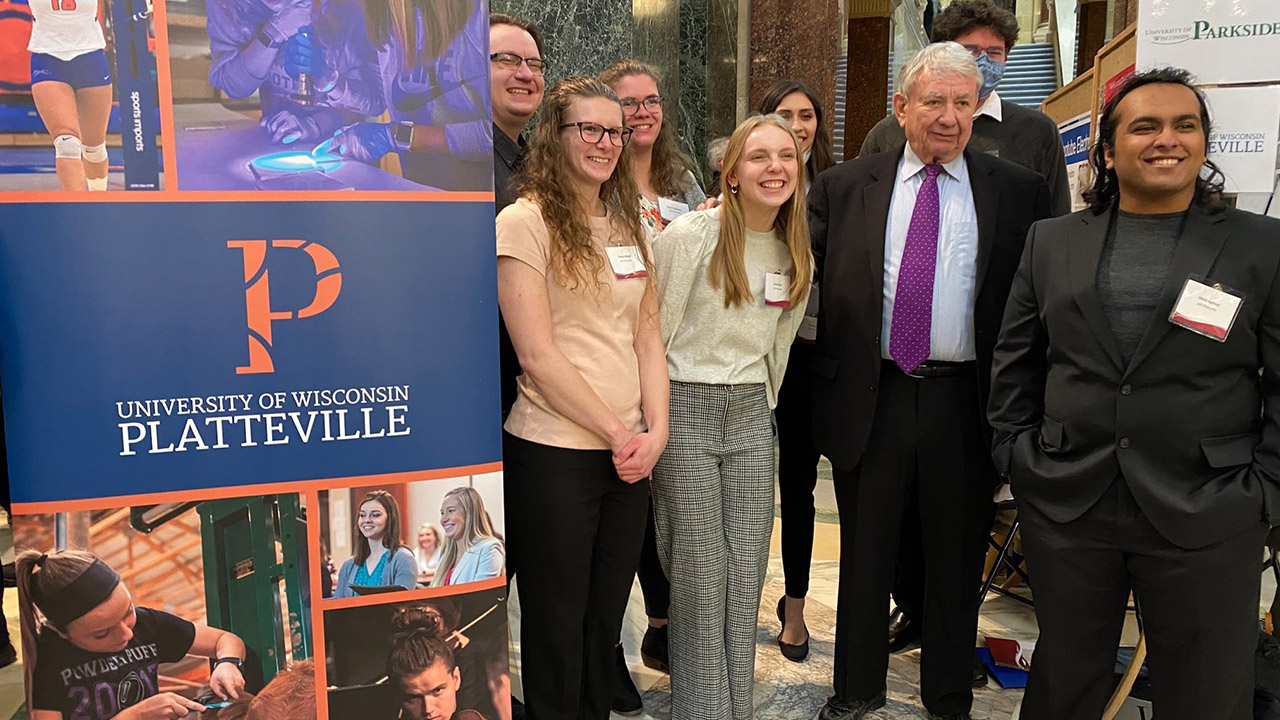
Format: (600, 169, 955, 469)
(513, 76, 649, 294)
(712, 114, 813, 309)
(599, 59, 701, 199)
(352, 490, 408, 567)
(758, 79, 835, 182)
(1084, 67, 1225, 215)
(363, 0, 472, 67)
(431, 487, 503, 587)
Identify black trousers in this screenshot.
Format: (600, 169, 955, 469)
(1018, 480, 1266, 720)
(636, 500, 670, 620)
(775, 341, 823, 599)
(504, 433, 650, 720)
(831, 365, 994, 715)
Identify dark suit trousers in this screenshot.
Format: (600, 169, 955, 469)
(504, 432, 650, 720)
(832, 364, 995, 715)
(1018, 479, 1265, 720)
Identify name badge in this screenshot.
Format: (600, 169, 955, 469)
(657, 197, 690, 224)
(606, 246, 649, 279)
(1169, 275, 1244, 342)
(765, 272, 791, 307)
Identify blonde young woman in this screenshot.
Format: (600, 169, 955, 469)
(599, 59, 705, 237)
(650, 114, 811, 720)
(431, 487, 504, 587)
(496, 76, 669, 720)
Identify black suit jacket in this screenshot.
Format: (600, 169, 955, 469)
(809, 145, 1051, 472)
(988, 204, 1280, 549)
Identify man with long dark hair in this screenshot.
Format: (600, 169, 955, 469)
(988, 67, 1279, 719)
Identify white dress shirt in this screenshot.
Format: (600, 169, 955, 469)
(975, 90, 1003, 122)
(880, 143, 979, 362)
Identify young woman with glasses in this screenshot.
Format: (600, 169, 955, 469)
(496, 76, 669, 720)
(650, 113, 811, 720)
(600, 60, 705, 237)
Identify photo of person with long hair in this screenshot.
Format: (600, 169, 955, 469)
(431, 487, 504, 588)
(385, 604, 488, 720)
(334, 489, 417, 597)
(414, 522, 442, 586)
(16, 549, 248, 719)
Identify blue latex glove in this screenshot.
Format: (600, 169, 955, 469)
(261, 109, 322, 144)
(329, 122, 395, 162)
(284, 26, 327, 78)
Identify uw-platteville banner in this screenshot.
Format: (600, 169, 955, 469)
(0, 0, 509, 718)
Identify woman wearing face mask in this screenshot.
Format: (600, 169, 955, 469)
(17, 549, 247, 720)
(431, 487, 505, 587)
(496, 76, 668, 719)
(650, 113, 811, 720)
(757, 78, 835, 663)
(600, 59, 705, 237)
(335, 489, 417, 597)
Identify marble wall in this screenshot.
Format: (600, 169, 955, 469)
(747, 0, 841, 129)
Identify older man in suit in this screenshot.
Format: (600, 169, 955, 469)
(988, 67, 1278, 720)
(810, 42, 1050, 719)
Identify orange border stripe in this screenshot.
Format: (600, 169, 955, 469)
(319, 576, 506, 611)
(0, 190, 495, 204)
(10, 460, 503, 514)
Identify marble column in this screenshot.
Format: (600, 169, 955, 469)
(1074, 0, 1109, 73)
(746, 0, 841, 124)
(490, 0, 636, 79)
(843, 0, 892, 158)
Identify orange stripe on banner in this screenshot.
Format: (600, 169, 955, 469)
(306, 488, 330, 720)
(10, 461, 503, 514)
(150, 0, 180, 190)
(0, 190, 496, 204)
(318, 576, 507, 611)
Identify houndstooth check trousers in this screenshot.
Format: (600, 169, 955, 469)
(651, 381, 775, 720)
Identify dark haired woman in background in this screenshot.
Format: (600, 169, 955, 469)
(497, 76, 668, 719)
(757, 78, 835, 662)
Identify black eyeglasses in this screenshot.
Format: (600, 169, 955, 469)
(490, 52, 548, 75)
(620, 95, 662, 115)
(559, 122, 633, 147)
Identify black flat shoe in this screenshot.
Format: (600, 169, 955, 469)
(775, 596, 809, 662)
(640, 623, 669, 673)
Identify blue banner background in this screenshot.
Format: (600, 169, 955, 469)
(0, 200, 500, 503)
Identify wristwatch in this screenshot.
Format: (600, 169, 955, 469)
(392, 122, 414, 152)
(214, 657, 244, 668)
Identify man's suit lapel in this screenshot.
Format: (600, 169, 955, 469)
(968, 151, 998, 297)
(1123, 206, 1230, 378)
(862, 149, 900, 304)
(1067, 209, 1126, 371)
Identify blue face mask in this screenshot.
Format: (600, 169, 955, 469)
(975, 53, 1006, 100)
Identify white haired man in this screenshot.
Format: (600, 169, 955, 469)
(810, 42, 1050, 719)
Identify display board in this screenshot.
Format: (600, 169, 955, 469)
(1042, 68, 1096, 213)
(1138, 0, 1280, 85)
(0, 1, 507, 719)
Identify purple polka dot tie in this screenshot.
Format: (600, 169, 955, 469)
(890, 163, 943, 374)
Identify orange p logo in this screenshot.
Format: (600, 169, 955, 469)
(228, 239, 342, 374)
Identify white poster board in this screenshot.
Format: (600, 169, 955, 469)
(1057, 111, 1092, 212)
(1203, 86, 1280, 195)
(1138, 0, 1280, 85)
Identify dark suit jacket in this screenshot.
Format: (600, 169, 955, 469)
(809, 145, 1051, 472)
(988, 204, 1280, 549)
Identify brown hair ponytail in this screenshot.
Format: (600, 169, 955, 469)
(15, 549, 99, 708)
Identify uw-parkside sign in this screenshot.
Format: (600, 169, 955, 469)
(1138, 0, 1280, 84)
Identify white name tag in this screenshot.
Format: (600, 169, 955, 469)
(606, 245, 649, 279)
(1169, 275, 1244, 342)
(657, 197, 690, 223)
(765, 272, 791, 307)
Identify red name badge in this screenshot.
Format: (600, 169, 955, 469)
(1168, 275, 1244, 342)
(606, 246, 648, 279)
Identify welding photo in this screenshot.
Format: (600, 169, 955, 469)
(324, 587, 508, 720)
(0, 0, 162, 191)
(11, 493, 313, 718)
(165, 0, 490, 192)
